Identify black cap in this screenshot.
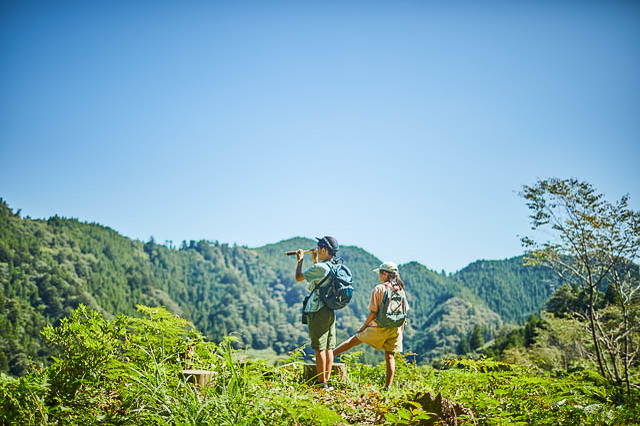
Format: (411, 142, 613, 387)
(316, 236, 339, 254)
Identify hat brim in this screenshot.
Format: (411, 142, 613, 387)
(373, 267, 398, 274)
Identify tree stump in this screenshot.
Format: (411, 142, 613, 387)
(181, 369, 217, 387)
(410, 391, 476, 425)
(302, 362, 347, 383)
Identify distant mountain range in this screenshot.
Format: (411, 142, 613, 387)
(0, 198, 558, 375)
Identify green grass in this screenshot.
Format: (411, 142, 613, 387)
(1, 305, 638, 425)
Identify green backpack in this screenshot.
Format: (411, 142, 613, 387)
(375, 283, 408, 328)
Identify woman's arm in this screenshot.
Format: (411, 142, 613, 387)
(357, 310, 377, 333)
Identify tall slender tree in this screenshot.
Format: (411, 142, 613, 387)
(470, 325, 485, 351)
(521, 178, 640, 393)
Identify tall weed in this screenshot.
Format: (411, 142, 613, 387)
(2, 305, 638, 425)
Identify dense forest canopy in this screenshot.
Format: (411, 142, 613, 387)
(2, 179, 638, 424)
(0, 198, 558, 375)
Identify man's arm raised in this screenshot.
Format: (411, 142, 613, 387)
(295, 249, 306, 282)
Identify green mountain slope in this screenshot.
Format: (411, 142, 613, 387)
(453, 257, 558, 323)
(0, 198, 556, 374)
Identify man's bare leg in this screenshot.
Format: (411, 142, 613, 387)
(324, 349, 333, 382)
(315, 349, 327, 383)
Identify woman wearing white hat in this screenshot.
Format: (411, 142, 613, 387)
(333, 261, 409, 388)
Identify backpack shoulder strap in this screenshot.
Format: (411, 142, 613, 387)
(314, 262, 333, 290)
(379, 282, 392, 305)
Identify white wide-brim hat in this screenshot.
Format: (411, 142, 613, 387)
(373, 261, 399, 274)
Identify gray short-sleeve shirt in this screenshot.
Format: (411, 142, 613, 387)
(303, 261, 331, 313)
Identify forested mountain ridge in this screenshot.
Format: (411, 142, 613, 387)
(453, 257, 559, 323)
(0, 199, 557, 375)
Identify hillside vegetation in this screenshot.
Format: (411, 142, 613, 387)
(1, 304, 637, 425)
(0, 198, 560, 374)
(0, 198, 558, 374)
(1, 195, 638, 424)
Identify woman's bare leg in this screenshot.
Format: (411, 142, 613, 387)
(333, 335, 362, 357)
(384, 351, 395, 388)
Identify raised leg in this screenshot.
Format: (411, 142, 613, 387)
(333, 335, 362, 357)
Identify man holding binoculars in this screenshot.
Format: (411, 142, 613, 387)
(293, 236, 340, 389)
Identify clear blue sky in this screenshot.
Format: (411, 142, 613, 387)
(1, 1, 639, 273)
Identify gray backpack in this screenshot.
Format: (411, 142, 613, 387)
(375, 283, 408, 328)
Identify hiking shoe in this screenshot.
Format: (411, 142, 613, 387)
(322, 384, 334, 392)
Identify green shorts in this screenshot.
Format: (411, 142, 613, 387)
(307, 306, 336, 350)
(357, 326, 403, 353)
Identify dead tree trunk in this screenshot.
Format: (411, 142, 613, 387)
(302, 363, 347, 383)
(181, 369, 217, 387)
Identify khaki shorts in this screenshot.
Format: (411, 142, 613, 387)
(307, 306, 336, 350)
(357, 326, 403, 353)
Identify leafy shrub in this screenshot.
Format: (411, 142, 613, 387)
(2, 305, 638, 425)
(0, 369, 49, 424)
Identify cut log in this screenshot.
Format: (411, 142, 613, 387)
(181, 369, 217, 387)
(302, 362, 347, 383)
